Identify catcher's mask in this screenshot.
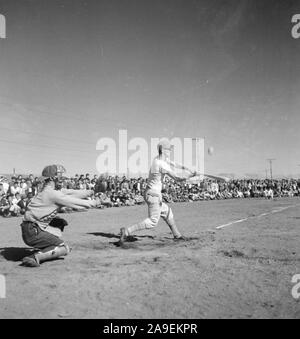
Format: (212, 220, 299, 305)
(42, 164, 66, 190)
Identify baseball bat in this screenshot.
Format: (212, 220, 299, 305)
(170, 161, 230, 182)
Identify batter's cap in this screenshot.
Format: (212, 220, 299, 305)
(42, 164, 66, 178)
(157, 138, 173, 151)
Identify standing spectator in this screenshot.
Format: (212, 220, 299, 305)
(25, 180, 33, 196)
(88, 179, 96, 190)
(20, 178, 28, 198)
(32, 178, 40, 195)
(2, 178, 9, 195)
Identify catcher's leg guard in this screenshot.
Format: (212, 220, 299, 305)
(161, 203, 182, 238)
(34, 244, 71, 265)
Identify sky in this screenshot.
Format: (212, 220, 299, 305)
(0, 0, 299, 178)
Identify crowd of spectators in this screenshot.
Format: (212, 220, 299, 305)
(161, 177, 300, 202)
(1, 173, 300, 218)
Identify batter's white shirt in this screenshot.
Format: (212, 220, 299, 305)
(147, 156, 173, 195)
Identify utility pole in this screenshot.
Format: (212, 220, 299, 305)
(267, 159, 276, 180)
(192, 137, 204, 176)
(192, 138, 199, 174)
(265, 169, 268, 179)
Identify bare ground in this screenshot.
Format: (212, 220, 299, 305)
(0, 197, 299, 319)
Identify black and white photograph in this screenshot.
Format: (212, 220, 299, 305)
(0, 0, 299, 321)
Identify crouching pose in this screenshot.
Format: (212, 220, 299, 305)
(21, 164, 97, 267)
(120, 139, 197, 243)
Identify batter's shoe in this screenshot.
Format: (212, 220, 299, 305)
(22, 256, 40, 267)
(119, 227, 128, 243)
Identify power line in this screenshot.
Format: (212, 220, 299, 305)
(0, 138, 95, 155)
(0, 126, 96, 146)
(0, 147, 91, 162)
(0, 96, 150, 130)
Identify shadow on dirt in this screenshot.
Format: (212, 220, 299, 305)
(113, 236, 201, 250)
(0, 247, 34, 262)
(87, 232, 120, 239)
(87, 232, 156, 240)
(87, 232, 139, 247)
(220, 250, 246, 258)
(85, 232, 202, 251)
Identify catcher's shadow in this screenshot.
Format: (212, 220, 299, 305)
(0, 247, 35, 262)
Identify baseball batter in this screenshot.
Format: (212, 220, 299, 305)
(21, 164, 97, 267)
(120, 139, 197, 243)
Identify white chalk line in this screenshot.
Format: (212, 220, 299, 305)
(216, 204, 300, 230)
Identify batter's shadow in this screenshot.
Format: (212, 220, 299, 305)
(87, 232, 155, 240)
(87, 232, 119, 239)
(0, 247, 35, 262)
(87, 232, 156, 248)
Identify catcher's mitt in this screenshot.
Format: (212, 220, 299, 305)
(49, 217, 68, 232)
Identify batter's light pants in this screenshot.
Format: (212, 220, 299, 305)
(127, 191, 182, 238)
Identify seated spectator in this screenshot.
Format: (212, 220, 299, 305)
(110, 191, 122, 207)
(10, 182, 21, 196)
(0, 196, 10, 217)
(97, 192, 113, 208)
(134, 193, 145, 205)
(0, 183, 6, 198)
(124, 193, 135, 207)
(4, 194, 21, 217)
(243, 189, 251, 198)
(16, 193, 27, 215)
(264, 188, 274, 199)
(234, 189, 244, 198)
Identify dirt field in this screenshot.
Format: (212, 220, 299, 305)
(0, 197, 299, 319)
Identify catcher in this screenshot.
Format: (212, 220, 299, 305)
(120, 139, 197, 243)
(21, 164, 97, 267)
